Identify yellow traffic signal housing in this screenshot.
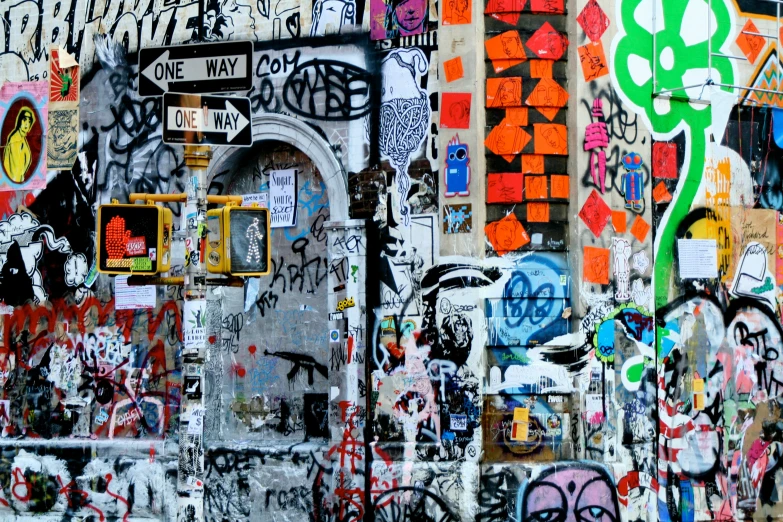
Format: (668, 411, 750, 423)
(207, 205, 270, 276)
(97, 203, 173, 274)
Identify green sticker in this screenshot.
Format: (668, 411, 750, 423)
(132, 257, 152, 271)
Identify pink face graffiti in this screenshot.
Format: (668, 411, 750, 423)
(522, 464, 619, 522)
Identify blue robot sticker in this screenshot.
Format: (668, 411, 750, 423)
(445, 134, 470, 197)
(621, 152, 644, 212)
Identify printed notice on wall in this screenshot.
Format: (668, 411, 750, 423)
(242, 192, 268, 208)
(678, 239, 718, 279)
(115, 276, 156, 310)
(187, 405, 205, 435)
(183, 299, 207, 349)
(270, 169, 297, 228)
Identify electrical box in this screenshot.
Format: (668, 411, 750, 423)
(206, 205, 270, 276)
(97, 203, 172, 274)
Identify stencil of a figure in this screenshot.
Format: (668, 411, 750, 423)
(3, 107, 35, 183)
(613, 237, 631, 301)
(245, 217, 264, 263)
(584, 99, 608, 193)
(379, 48, 430, 227)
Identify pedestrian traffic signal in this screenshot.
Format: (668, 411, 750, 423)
(206, 204, 270, 276)
(97, 203, 173, 274)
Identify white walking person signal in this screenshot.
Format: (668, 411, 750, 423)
(245, 217, 264, 264)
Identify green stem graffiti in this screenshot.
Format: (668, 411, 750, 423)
(653, 110, 707, 309)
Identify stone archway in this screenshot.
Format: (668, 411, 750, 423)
(208, 113, 349, 221)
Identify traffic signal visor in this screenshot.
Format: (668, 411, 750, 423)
(207, 205, 270, 276)
(97, 203, 172, 274)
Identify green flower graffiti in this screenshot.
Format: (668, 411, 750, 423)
(612, 0, 736, 309)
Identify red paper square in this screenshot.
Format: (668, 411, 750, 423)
(526, 22, 569, 61)
(653, 141, 678, 179)
(441, 93, 472, 128)
(488, 173, 523, 203)
(579, 189, 611, 237)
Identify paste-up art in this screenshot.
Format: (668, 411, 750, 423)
(613, 237, 632, 301)
(487, 77, 523, 108)
(444, 134, 470, 197)
(485, 31, 526, 73)
(525, 22, 569, 61)
(584, 99, 608, 193)
(0, 82, 48, 191)
(442, 0, 471, 25)
(370, 0, 428, 40)
(621, 152, 644, 212)
(485, 213, 530, 255)
(443, 204, 472, 233)
(379, 49, 430, 227)
(576, 0, 610, 43)
(441, 93, 472, 129)
(487, 173, 523, 203)
(485, 121, 531, 160)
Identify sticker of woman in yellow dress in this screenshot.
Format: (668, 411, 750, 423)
(2, 107, 36, 183)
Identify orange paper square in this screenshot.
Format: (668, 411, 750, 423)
(505, 108, 529, 126)
(578, 41, 609, 82)
(485, 122, 531, 156)
(487, 77, 523, 108)
(630, 215, 651, 243)
(550, 175, 569, 198)
(522, 154, 545, 174)
(525, 175, 548, 199)
(444, 56, 464, 83)
(485, 213, 530, 255)
(485, 31, 526, 73)
(530, 60, 553, 78)
(653, 181, 673, 203)
(443, 0, 472, 25)
(736, 20, 765, 64)
(526, 78, 569, 108)
(533, 124, 568, 155)
(583, 246, 610, 285)
(527, 202, 550, 222)
(612, 210, 627, 233)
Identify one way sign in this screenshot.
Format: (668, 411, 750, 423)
(139, 41, 252, 97)
(163, 93, 253, 147)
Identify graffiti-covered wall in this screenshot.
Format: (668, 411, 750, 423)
(5, 0, 783, 518)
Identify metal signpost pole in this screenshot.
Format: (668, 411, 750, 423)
(177, 144, 211, 522)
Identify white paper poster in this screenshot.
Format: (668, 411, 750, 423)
(187, 405, 206, 435)
(242, 192, 269, 208)
(270, 168, 297, 228)
(183, 299, 207, 349)
(678, 239, 718, 279)
(115, 276, 156, 310)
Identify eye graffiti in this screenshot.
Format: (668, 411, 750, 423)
(521, 463, 620, 522)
